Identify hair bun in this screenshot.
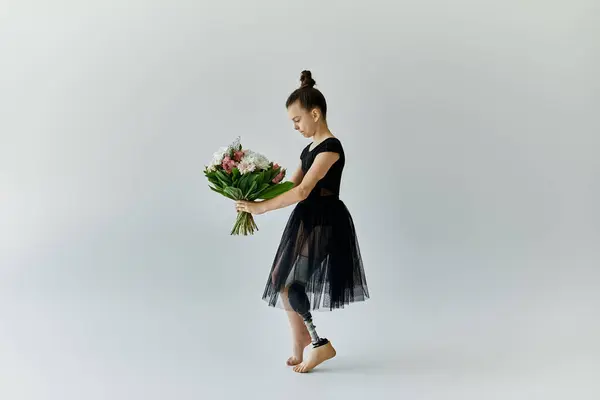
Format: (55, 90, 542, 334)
(300, 70, 316, 88)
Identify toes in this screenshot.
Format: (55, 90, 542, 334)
(287, 357, 302, 366)
(293, 363, 308, 373)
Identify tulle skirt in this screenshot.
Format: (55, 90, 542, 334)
(262, 193, 369, 311)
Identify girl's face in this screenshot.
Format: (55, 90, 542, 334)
(287, 101, 320, 138)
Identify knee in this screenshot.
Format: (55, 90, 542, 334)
(287, 282, 309, 313)
(287, 281, 305, 297)
(285, 282, 304, 303)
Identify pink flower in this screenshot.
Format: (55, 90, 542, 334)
(222, 156, 237, 173)
(273, 163, 280, 170)
(233, 150, 244, 162)
(272, 169, 285, 183)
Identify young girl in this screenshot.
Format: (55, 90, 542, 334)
(235, 70, 369, 373)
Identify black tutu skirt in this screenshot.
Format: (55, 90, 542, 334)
(262, 193, 369, 311)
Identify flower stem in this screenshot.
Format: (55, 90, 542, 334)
(231, 211, 258, 235)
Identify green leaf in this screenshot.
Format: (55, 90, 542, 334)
(250, 183, 271, 200)
(261, 170, 270, 185)
(215, 174, 228, 188)
(253, 173, 262, 187)
(246, 174, 258, 194)
(232, 168, 240, 182)
(268, 166, 280, 181)
(238, 173, 250, 195)
(244, 180, 257, 199)
(257, 181, 294, 200)
(215, 170, 232, 185)
(233, 187, 244, 199)
(251, 170, 262, 186)
(209, 185, 234, 199)
(207, 175, 221, 187)
(224, 186, 243, 200)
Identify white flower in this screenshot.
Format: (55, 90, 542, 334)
(208, 146, 228, 169)
(206, 164, 217, 172)
(237, 159, 256, 174)
(205, 138, 271, 174)
(241, 150, 270, 170)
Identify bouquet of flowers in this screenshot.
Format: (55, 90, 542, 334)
(204, 137, 294, 235)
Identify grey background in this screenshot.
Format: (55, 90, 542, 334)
(1, 1, 598, 399)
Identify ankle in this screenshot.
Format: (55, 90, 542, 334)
(294, 334, 311, 343)
(312, 338, 329, 348)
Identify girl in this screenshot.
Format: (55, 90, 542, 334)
(235, 70, 369, 373)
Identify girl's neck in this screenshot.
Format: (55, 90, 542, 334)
(312, 124, 333, 143)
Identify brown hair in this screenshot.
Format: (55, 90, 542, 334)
(285, 70, 327, 119)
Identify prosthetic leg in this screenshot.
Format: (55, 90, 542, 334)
(287, 282, 329, 348)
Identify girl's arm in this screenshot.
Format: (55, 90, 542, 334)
(259, 152, 340, 213)
(288, 161, 304, 187)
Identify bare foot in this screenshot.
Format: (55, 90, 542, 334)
(293, 341, 336, 373)
(286, 333, 312, 366)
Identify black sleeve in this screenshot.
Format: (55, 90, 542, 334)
(317, 139, 342, 155)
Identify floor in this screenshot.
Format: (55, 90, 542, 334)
(1, 282, 597, 400)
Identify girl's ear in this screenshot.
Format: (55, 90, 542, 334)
(312, 108, 320, 122)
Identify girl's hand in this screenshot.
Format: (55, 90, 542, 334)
(235, 200, 267, 215)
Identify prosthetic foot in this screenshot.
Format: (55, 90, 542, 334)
(287, 282, 337, 372)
